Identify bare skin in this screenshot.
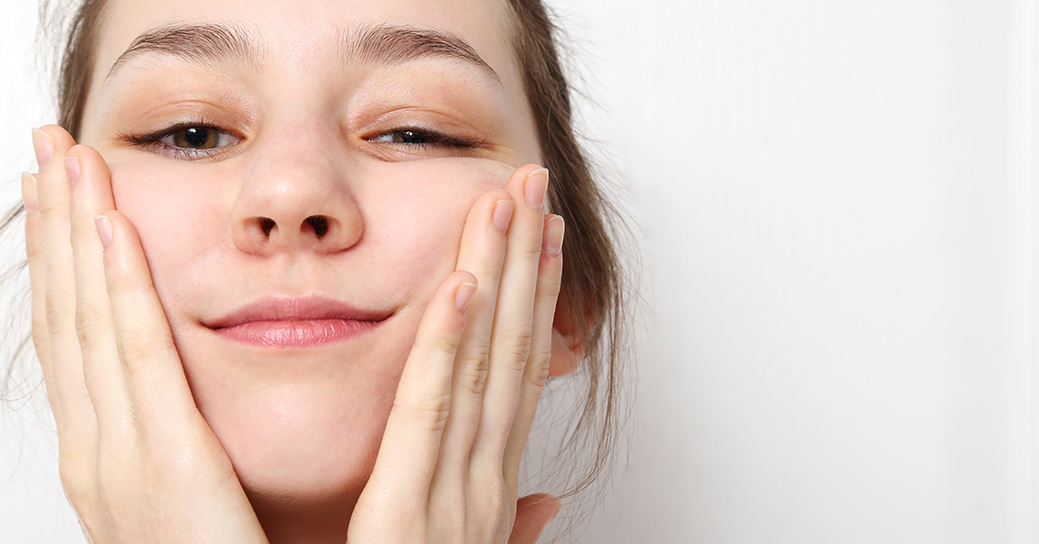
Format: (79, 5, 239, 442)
(23, 0, 579, 541)
(27, 125, 565, 543)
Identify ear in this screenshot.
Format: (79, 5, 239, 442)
(549, 294, 584, 377)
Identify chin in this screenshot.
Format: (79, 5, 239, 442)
(229, 418, 381, 508)
(183, 349, 405, 509)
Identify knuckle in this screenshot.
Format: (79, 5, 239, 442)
(45, 296, 73, 336)
(114, 329, 157, 368)
(497, 327, 533, 362)
(25, 239, 43, 261)
(524, 349, 552, 390)
(429, 332, 462, 356)
(75, 301, 108, 349)
(30, 324, 50, 360)
(392, 390, 452, 433)
(520, 240, 544, 260)
(456, 353, 489, 396)
(38, 201, 67, 221)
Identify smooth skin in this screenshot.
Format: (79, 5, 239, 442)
(74, 8, 569, 531)
(24, 124, 565, 542)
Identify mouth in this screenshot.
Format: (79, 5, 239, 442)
(203, 295, 392, 348)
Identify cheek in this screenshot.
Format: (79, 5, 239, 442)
(101, 155, 513, 500)
(109, 159, 230, 273)
(107, 156, 513, 324)
(358, 159, 510, 294)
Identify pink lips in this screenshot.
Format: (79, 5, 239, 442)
(204, 296, 390, 348)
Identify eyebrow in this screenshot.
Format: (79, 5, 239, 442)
(106, 24, 258, 82)
(105, 22, 499, 83)
(345, 25, 500, 82)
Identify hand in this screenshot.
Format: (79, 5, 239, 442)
(25, 126, 269, 543)
(347, 165, 566, 544)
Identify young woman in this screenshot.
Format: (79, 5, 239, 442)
(17, 0, 630, 542)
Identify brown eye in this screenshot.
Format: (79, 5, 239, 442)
(368, 128, 479, 148)
(393, 130, 430, 144)
(371, 129, 437, 145)
(171, 126, 220, 149)
(123, 123, 239, 159)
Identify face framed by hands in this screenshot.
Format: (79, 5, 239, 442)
(74, 0, 545, 511)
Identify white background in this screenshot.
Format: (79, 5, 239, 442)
(2, 0, 1037, 543)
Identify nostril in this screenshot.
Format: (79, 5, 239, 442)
(305, 215, 329, 238)
(260, 217, 276, 238)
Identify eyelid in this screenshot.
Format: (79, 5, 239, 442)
(365, 127, 482, 148)
(120, 121, 243, 160)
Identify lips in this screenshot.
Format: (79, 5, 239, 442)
(204, 296, 391, 348)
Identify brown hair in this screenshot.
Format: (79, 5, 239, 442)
(55, 0, 107, 139)
(13, 0, 634, 532)
(500, 0, 633, 506)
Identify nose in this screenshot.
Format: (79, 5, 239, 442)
(231, 126, 363, 256)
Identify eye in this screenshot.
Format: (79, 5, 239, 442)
(165, 126, 223, 150)
(121, 122, 240, 159)
(367, 128, 480, 149)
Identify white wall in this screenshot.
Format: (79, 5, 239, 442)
(2, 1, 1037, 543)
(559, 0, 1037, 542)
(0, 1, 88, 542)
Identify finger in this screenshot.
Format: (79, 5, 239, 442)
(471, 166, 548, 464)
(68, 145, 134, 441)
(23, 171, 64, 428)
(99, 210, 206, 439)
(95, 211, 265, 541)
(34, 126, 99, 442)
(30, 128, 78, 433)
(503, 215, 564, 486)
(435, 190, 512, 473)
(508, 494, 561, 544)
(365, 271, 477, 500)
(34, 125, 106, 527)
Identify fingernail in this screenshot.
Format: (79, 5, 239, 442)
(94, 215, 113, 248)
(492, 199, 514, 235)
(21, 173, 39, 212)
(455, 282, 478, 313)
(524, 168, 549, 211)
(543, 215, 565, 257)
(65, 156, 80, 187)
(32, 128, 54, 169)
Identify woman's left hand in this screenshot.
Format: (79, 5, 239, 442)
(346, 165, 566, 544)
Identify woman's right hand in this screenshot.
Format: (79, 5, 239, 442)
(25, 125, 269, 544)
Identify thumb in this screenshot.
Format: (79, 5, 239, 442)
(508, 493, 561, 544)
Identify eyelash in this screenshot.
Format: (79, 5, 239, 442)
(120, 123, 482, 160)
(120, 121, 239, 160)
(365, 128, 482, 150)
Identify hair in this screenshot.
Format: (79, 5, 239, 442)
(8, 0, 635, 536)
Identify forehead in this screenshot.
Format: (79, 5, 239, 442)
(94, 0, 519, 86)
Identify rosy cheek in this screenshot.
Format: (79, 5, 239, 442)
(108, 156, 510, 318)
(108, 160, 231, 300)
(359, 160, 509, 284)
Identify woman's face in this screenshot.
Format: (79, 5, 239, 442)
(77, 0, 540, 507)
